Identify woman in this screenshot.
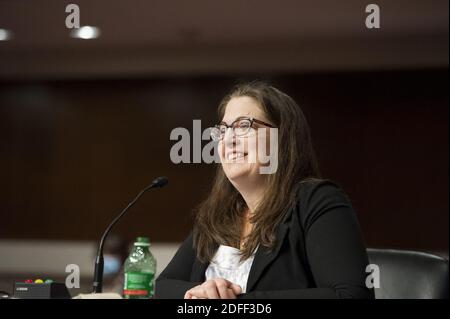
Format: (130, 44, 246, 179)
(156, 81, 374, 299)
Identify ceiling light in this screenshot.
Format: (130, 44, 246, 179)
(0, 29, 12, 41)
(70, 26, 101, 40)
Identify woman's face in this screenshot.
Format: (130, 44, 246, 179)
(219, 96, 273, 185)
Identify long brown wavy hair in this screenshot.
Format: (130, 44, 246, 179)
(193, 81, 321, 262)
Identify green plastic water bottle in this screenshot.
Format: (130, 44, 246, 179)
(123, 236, 156, 299)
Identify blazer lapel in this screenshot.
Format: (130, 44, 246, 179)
(246, 221, 289, 292)
(190, 207, 293, 290)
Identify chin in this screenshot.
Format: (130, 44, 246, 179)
(223, 163, 257, 183)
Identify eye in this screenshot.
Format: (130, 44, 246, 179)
(236, 120, 251, 129)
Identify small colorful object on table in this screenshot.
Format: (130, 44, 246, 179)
(14, 279, 71, 299)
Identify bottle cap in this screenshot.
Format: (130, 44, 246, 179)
(134, 236, 150, 246)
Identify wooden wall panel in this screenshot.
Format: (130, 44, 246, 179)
(0, 70, 447, 252)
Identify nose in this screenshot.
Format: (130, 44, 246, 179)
(223, 128, 243, 155)
(223, 127, 235, 146)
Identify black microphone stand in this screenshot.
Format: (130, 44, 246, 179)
(92, 177, 168, 293)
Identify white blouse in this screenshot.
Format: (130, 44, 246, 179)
(205, 245, 257, 293)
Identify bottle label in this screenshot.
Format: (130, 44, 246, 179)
(124, 272, 154, 297)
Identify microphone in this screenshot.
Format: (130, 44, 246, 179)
(92, 176, 168, 293)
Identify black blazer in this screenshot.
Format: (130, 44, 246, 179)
(155, 179, 374, 299)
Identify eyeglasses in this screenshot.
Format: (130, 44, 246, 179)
(210, 117, 274, 141)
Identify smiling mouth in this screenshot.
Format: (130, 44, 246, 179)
(226, 152, 248, 161)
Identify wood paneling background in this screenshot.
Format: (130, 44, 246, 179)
(0, 70, 448, 252)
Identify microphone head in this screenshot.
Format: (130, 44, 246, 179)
(151, 176, 168, 188)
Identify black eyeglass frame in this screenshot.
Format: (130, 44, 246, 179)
(210, 117, 274, 141)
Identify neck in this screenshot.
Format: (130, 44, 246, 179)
(232, 178, 267, 213)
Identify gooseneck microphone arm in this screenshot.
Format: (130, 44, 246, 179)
(92, 176, 168, 293)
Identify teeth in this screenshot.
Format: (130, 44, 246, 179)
(227, 152, 246, 160)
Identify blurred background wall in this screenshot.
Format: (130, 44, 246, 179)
(0, 0, 448, 294)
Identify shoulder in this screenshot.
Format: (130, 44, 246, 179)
(292, 178, 354, 229)
(295, 178, 351, 204)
